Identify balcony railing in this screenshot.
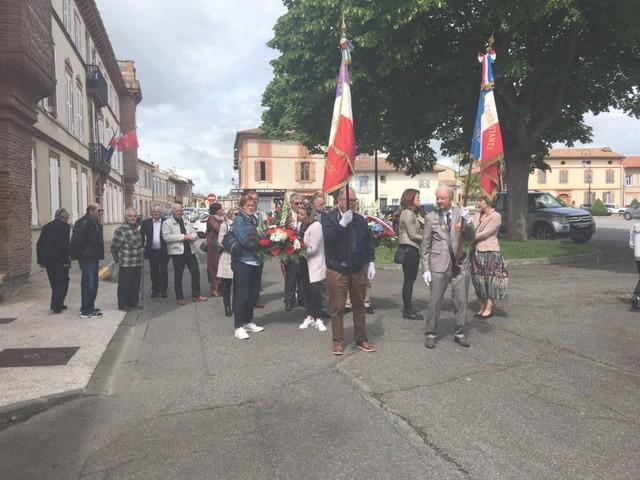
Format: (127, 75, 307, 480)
(86, 65, 108, 108)
(89, 143, 111, 174)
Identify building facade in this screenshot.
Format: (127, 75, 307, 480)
(0, 0, 142, 298)
(529, 147, 625, 207)
(623, 156, 640, 205)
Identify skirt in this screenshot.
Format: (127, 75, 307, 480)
(470, 250, 508, 300)
(216, 251, 233, 279)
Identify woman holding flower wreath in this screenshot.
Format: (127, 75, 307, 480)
(297, 203, 327, 332)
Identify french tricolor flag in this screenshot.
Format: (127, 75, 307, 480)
(323, 36, 355, 194)
(471, 49, 503, 201)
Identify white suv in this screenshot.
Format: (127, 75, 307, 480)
(604, 203, 624, 215)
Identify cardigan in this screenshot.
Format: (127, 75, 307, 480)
(303, 221, 326, 283)
(398, 208, 423, 250)
(472, 210, 502, 252)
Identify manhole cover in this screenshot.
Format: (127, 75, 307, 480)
(0, 347, 79, 367)
(0, 318, 16, 324)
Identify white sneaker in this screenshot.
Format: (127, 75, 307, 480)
(243, 322, 264, 333)
(314, 319, 327, 332)
(299, 316, 315, 329)
(234, 327, 250, 340)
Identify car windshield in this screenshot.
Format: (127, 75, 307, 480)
(529, 193, 564, 209)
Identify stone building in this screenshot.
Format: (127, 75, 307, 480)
(0, 0, 141, 299)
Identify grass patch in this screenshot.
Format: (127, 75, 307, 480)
(375, 240, 593, 263)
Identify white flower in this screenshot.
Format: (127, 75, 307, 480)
(293, 239, 301, 250)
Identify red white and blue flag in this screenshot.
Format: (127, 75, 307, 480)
(471, 48, 503, 201)
(323, 28, 356, 194)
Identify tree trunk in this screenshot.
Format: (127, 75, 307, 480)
(504, 143, 531, 241)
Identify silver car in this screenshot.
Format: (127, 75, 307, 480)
(623, 206, 640, 220)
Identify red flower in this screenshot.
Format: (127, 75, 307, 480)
(270, 247, 280, 257)
(285, 245, 295, 256)
(259, 238, 270, 247)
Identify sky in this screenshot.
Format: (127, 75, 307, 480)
(96, 0, 640, 196)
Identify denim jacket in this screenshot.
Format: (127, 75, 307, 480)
(231, 211, 258, 264)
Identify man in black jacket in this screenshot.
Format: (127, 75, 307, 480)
(37, 208, 71, 313)
(140, 205, 169, 298)
(322, 187, 376, 355)
(70, 204, 105, 318)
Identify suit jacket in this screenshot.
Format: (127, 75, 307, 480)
(421, 207, 475, 273)
(140, 218, 167, 258)
(37, 219, 71, 268)
(322, 208, 374, 273)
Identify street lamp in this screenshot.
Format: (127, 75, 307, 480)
(582, 159, 592, 207)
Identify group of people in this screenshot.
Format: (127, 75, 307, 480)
(397, 185, 509, 348)
(36, 184, 511, 354)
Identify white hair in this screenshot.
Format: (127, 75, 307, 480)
(435, 184, 454, 199)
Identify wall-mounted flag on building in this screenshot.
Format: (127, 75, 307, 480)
(322, 21, 356, 194)
(470, 38, 504, 201)
(112, 128, 139, 151)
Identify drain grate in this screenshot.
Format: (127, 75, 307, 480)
(0, 347, 79, 367)
(0, 318, 16, 324)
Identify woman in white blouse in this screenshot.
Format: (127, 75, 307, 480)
(297, 204, 327, 331)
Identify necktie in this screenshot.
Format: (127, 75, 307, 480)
(446, 212, 451, 232)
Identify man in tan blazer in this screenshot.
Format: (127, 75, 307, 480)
(421, 186, 475, 348)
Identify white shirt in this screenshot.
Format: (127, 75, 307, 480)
(152, 219, 162, 250)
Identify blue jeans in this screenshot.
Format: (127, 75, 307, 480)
(79, 260, 99, 315)
(232, 261, 258, 328)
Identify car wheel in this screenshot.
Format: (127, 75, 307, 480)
(624, 212, 632, 220)
(533, 223, 555, 240)
(571, 233, 592, 243)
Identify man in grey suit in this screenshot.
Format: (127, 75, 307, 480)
(422, 185, 475, 348)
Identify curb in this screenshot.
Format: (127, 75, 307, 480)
(376, 248, 602, 270)
(0, 390, 83, 432)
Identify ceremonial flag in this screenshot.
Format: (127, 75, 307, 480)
(323, 24, 355, 194)
(114, 129, 139, 151)
(105, 128, 119, 162)
(471, 44, 503, 201)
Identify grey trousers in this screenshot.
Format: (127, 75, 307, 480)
(425, 267, 470, 337)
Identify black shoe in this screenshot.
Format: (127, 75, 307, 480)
(297, 300, 306, 308)
(321, 310, 331, 319)
(51, 308, 62, 314)
(224, 307, 233, 317)
(454, 335, 470, 348)
(62, 305, 68, 310)
(160, 291, 168, 298)
(424, 335, 436, 349)
(285, 303, 293, 312)
(365, 306, 374, 315)
(343, 307, 352, 314)
(119, 306, 131, 312)
(130, 304, 144, 310)
(403, 310, 423, 320)
(150, 291, 159, 298)
(631, 295, 640, 310)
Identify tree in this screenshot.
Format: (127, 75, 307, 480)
(262, 0, 640, 239)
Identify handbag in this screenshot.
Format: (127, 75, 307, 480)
(394, 245, 408, 264)
(199, 240, 208, 253)
(211, 239, 225, 254)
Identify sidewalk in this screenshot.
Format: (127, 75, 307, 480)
(0, 264, 125, 420)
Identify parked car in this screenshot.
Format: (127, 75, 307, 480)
(195, 213, 209, 238)
(604, 203, 625, 215)
(384, 203, 435, 233)
(623, 206, 640, 220)
(495, 191, 595, 243)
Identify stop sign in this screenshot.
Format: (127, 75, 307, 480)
(207, 193, 217, 204)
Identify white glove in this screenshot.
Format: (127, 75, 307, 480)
(460, 208, 472, 224)
(339, 210, 354, 227)
(423, 271, 431, 286)
(367, 262, 376, 281)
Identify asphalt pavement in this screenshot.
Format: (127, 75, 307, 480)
(0, 221, 638, 479)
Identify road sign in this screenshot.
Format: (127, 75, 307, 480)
(207, 193, 217, 204)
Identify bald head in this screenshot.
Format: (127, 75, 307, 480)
(337, 187, 356, 213)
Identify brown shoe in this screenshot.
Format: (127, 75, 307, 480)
(192, 296, 208, 302)
(211, 288, 221, 297)
(356, 339, 376, 353)
(176, 299, 187, 306)
(254, 302, 265, 308)
(332, 342, 345, 356)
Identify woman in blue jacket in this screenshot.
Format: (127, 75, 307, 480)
(231, 195, 265, 339)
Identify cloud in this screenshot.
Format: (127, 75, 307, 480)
(96, 0, 286, 195)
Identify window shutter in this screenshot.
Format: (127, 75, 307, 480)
(310, 161, 316, 182)
(295, 161, 301, 182)
(266, 159, 273, 182)
(254, 160, 261, 182)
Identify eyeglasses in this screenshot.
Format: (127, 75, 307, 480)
(97, 209, 104, 213)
